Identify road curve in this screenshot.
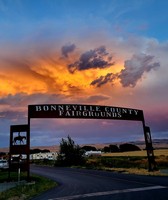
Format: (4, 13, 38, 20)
(30, 165, 168, 200)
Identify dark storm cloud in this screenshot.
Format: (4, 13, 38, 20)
(85, 95, 110, 103)
(0, 93, 65, 107)
(90, 53, 160, 88)
(68, 46, 114, 73)
(90, 73, 117, 87)
(119, 53, 160, 87)
(0, 92, 67, 123)
(0, 110, 25, 120)
(61, 43, 76, 58)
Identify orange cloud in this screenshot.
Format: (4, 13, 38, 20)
(0, 45, 122, 100)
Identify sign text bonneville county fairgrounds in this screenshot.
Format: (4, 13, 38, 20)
(28, 104, 144, 121)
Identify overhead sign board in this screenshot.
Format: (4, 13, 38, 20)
(28, 104, 144, 121)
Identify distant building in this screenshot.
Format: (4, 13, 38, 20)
(84, 150, 102, 157)
(30, 152, 58, 160)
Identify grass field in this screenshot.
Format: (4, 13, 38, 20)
(85, 149, 168, 174)
(102, 149, 168, 157)
(0, 172, 57, 200)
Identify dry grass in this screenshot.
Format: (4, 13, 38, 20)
(98, 149, 168, 176)
(104, 167, 167, 176)
(102, 149, 168, 157)
(0, 173, 57, 200)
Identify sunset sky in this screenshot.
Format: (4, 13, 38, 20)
(0, 0, 168, 147)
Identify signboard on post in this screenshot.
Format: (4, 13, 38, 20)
(9, 124, 30, 180)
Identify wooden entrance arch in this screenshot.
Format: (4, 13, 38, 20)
(9, 104, 157, 181)
(28, 104, 157, 172)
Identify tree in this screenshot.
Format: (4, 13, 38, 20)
(103, 145, 119, 153)
(56, 135, 85, 166)
(81, 146, 97, 151)
(109, 145, 120, 152)
(119, 143, 141, 152)
(103, 146, 110, 153)
(30, 149, 50, 154)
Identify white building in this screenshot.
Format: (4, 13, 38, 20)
(84, 150, 102, 157)
(30, 152, 58, 160)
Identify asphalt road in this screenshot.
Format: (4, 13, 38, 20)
(30, 165, 168, 200)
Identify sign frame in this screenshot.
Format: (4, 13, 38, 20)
(27, 104, 156, 171)
(28, 104, 145, 121)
